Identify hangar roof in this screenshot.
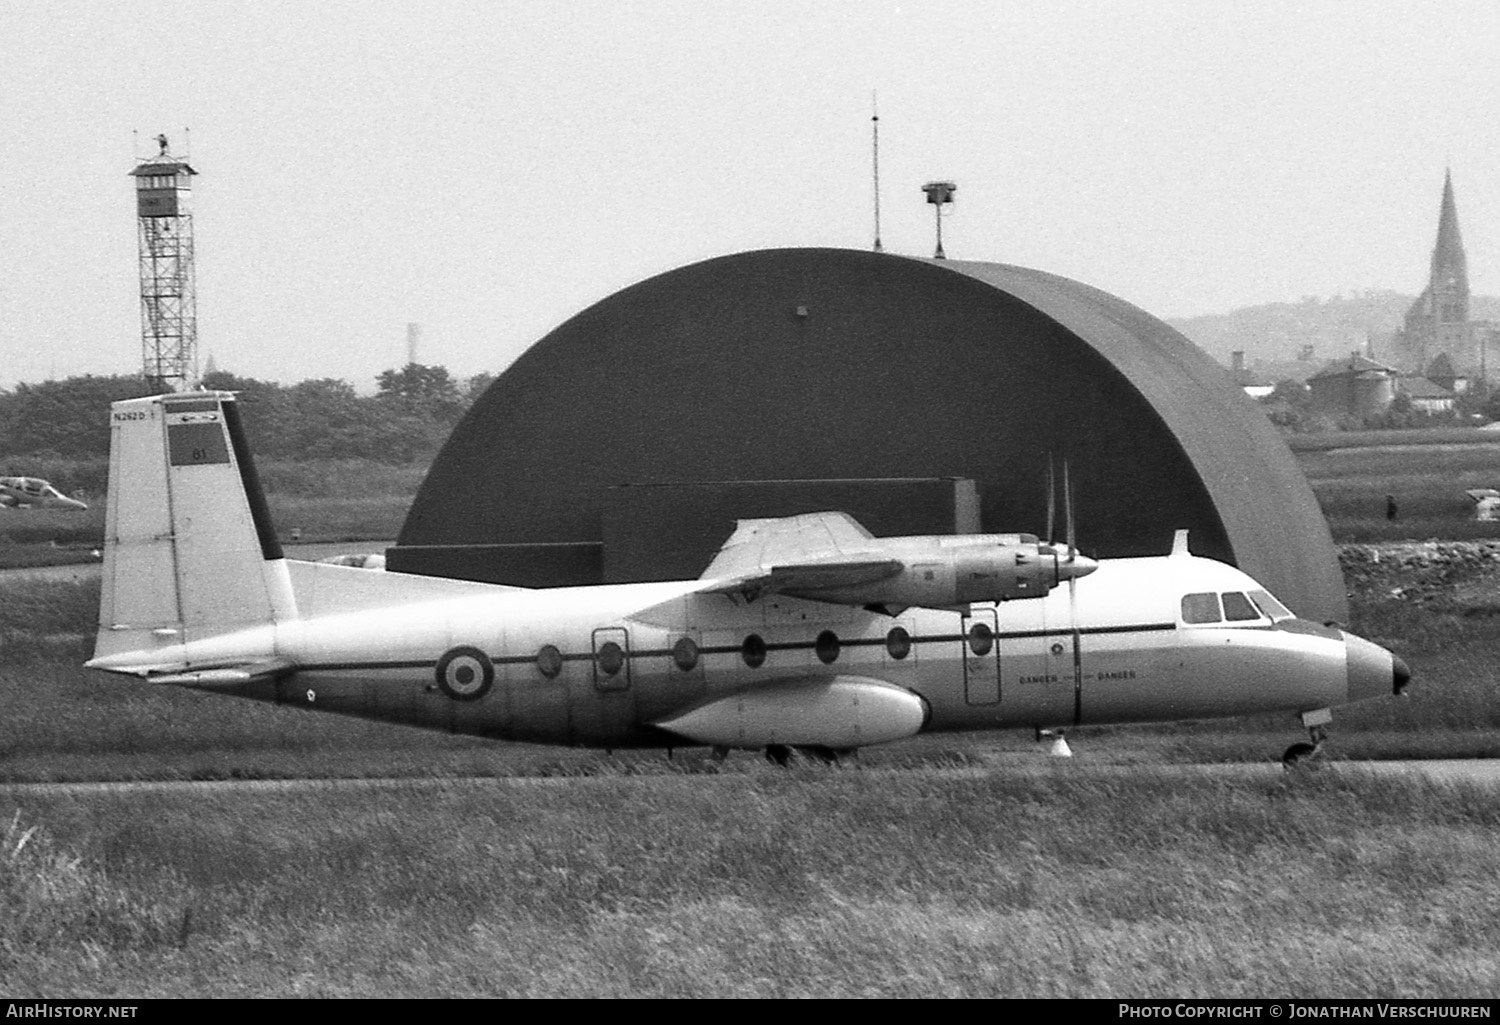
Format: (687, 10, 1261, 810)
(934, 258, 1341, 618)
(399, 248, 1344, 621)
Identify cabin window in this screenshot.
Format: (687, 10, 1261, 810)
(1221, 592, 1261, 622)
(1248, 590, 1294, 621)
(596, 641, 625, 676)
(672, 637, 699, 671)
(536, 644, 563, 678)
(886, 626, 912, 660)
(741, 633, 767, 669)
(1181, 592, 1222, 624)
(815, 630, 840, 664)
(968, 622, 994, 656)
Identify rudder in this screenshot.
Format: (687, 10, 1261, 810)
(93, 392, 296, 663)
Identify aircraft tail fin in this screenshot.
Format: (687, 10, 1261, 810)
(92, 392, 297, 666)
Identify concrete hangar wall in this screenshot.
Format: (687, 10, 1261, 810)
(391, 247, 1346, 623)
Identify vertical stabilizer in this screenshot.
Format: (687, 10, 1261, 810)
(93, 392, 296, 663)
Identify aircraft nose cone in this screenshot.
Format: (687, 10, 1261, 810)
(1392, 653, 1411, 696)
(66, 498, 88, 511)
(1345, 632, 1407, 703)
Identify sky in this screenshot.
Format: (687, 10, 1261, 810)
(3, 0, 1499, 389)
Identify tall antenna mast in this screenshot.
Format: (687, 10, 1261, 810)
(871, 91, 883, 253)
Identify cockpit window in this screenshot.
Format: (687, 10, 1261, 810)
(1221, 592, 1262, 622)
(1248, 589, 1294, 622)
(1181, 592, 1222, 624)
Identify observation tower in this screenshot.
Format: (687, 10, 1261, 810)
(130, 134, 199, 389)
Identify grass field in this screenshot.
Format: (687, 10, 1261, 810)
(1300, 440, 1500, 543)
(7, 769, 1500, 997)
(1284, 426, 1500, 452)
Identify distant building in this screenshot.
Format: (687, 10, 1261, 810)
(1307, 353, 1399, 419)
(1423, 351, 1469, 395)
(1397, 376, 1456, 415)
(1228, 350, 1274, 399)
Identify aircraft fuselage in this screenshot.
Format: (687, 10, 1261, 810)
(99, 553, 1399, 749)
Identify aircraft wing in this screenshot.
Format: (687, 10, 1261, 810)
(700, 511, 878, 578)
(689, 511, 904, 604)
(762, 559, 903, 593)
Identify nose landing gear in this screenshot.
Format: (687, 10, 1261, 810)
(1282, 708, 1333, 768)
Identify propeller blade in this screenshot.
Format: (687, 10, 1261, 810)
(1045, 455, 1056, 546)
(1064, 459, 1076, 564)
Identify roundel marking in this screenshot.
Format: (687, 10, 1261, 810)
(436, 646, 495, 702)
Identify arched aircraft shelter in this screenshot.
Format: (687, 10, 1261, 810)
(391, 248, 1345, 623)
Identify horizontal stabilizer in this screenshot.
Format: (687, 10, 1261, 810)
(131, 658, 296, 687)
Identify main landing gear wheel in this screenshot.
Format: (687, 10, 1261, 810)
(763, 745, 851, 767)
(1282, 724, 1328, 769)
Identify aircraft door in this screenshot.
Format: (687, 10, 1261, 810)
(962, 606, 1001, 705)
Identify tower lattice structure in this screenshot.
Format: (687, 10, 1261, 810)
(130, 135, 199, 390)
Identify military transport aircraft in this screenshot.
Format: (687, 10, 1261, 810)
(88, 392, 1409, 765)
(0, 476, 87, 510)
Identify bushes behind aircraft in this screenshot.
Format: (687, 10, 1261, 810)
(0, 366, 494, 469)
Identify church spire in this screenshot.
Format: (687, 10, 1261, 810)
(1429, 168, 1468, 316)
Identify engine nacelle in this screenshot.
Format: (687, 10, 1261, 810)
(779, 541, 1097, 609)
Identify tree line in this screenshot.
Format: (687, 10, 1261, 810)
(0, 364, 495, 465)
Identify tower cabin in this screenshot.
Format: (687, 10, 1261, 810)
(130, 156, 196, 217)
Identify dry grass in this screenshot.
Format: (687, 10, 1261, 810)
(4, 770, 1500, 996)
